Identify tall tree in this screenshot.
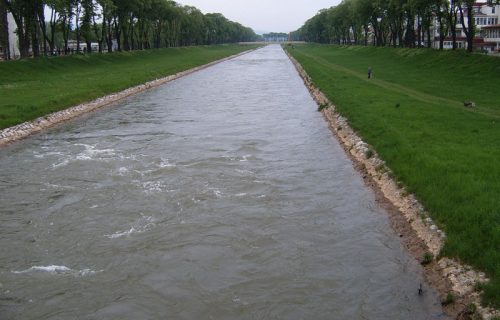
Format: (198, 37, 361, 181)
(458, 0, 475, 52)
(0, 0, 9, 59)
(80, 0, 93, 53)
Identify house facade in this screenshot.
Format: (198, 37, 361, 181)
(437, 1, 500, 54)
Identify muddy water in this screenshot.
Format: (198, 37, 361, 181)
(0, 45, 446, 319)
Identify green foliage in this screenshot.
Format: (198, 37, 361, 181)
(3, 0, 259, 59)
(421, 252, 433, 265)
(441, 292, 456, 306)
(291, 0, 480, 52)
(0, 44, 259, 129)
(464, 303, 477, 315)
(289, 44, 500, 308)
(317, 103, 328, 112)
(364, 149, 374, 159)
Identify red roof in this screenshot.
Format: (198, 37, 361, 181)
(483, 24, 500, 29)
(442, 37, 467, 41)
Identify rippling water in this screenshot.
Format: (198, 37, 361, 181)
(0, 45, 446, 319)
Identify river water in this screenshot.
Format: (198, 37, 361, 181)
(0, 45, 446, 319)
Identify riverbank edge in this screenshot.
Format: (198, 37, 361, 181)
(0, 47, 259, 147)
(284, 48, 499, 320)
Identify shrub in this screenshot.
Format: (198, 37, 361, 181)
(421, 252, 433, 265)
(441, 292, 456, 306)
(365, 149, 374, 159)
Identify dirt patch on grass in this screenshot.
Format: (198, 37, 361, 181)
(0, 49, 255, 147)
(286, 49, 498, 320)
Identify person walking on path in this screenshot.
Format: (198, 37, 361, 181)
(368, 67, 373, 79)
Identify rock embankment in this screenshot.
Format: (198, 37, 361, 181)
(286, 49, 498, 320)
(0, 49, 254, 147)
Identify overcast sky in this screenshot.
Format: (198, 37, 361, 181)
(178, 0, 341, 34)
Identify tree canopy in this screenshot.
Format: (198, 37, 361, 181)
(1, 0, 259, 58)
(291, 0, 497, 52)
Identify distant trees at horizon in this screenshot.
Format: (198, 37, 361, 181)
(291, 0, 500, 52)
(0, 0, 259, 59)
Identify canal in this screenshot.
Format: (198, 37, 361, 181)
(0, 45, 446, 319)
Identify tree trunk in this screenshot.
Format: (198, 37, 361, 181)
(35, 1, 48, 56)
(129, 15, 135, 50)
(28, 13, 40, 57)
(0, 0, 9, 59)
(459, 3, 474, 52)
(75, 3, 81, 53)
(5, 1, 29, 58)
(417, 15, 422, 48)
(427, 24, 432, 48)
(120, 16, 130, 51)
(113, 17, 121, 51)
(437, 6, 446, 49)
(106, 16, 113, 52)
(364, 26, 368, 46)
(49, 8, 56, 53)
(405, 13, 415, 48)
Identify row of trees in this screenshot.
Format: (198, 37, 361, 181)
(291, 0, 500, 52)
(0, 0, 258, 59)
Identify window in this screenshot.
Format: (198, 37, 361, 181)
(493, 7, 496, 14)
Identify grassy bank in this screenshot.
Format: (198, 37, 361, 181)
(0, 44, 259, 129)
(287, 44, 500, 307)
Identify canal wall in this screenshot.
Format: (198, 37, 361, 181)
(285, 48, 499, 320)
(0, 48, 257, 147)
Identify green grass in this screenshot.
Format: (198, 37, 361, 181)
(0, 44, 260, 129)
(287, 44, 500, 307)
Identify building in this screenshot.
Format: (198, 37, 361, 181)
(66, 40, 100, 52)
(0, 12, 19, 59)
(437, 1, 500, 54)
(7, 13, 19, 58)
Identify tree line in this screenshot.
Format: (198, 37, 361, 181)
(0, 0, 259, 59)
(291, 0, 500, 52)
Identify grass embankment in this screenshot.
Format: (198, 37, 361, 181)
(287, 44, 500, 307)
(0, 44, 259, 129)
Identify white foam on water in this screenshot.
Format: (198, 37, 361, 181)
(118, 167, 129, 175)
(78, 269, 100, 276)
(52, 144, 117, 168)
(141, 181, 168, 194)
(235, 169, 255, 175)
(41, 182, 76, 190)
(159, 158, 176, 168)
(239, 155, 252, 162)
(105, 227, 137, 239)
(11, 265, 101, 277)
(52, 159, 70, 168)
(235, 193, 247, 197)
(191, 197, 201, 203)
(12, 265, 71, 274)
(213, 190, 223, 198)
(105, 215, 155, 239)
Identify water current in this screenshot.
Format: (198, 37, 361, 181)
(0, 45, 447, 319)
